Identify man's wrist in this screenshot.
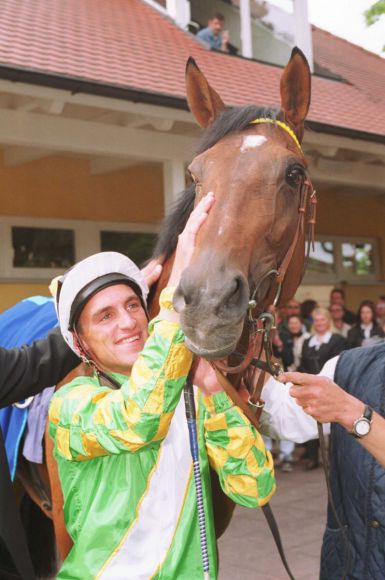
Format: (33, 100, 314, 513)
(337, 396, 366, 432)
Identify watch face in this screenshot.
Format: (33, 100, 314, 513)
(355, 418, 371, 437)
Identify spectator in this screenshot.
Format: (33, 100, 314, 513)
(299, 307, 347, 469)
(197, 12, 229, 52)
(329, 288, 356, 325)
(347, 300, 385, 349)
(329, 303, 351, 338)
(282, 315, 311, 372)
(300, 299, 317, 330)
(274, 314, 310, 472)
(376, 295, 385, 331)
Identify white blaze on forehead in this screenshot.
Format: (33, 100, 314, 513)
(240, 134, 267, 152)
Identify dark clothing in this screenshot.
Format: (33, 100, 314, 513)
(320, 343, 385, 580)
(299, 333, 347, 375)
(342, 308, 356, 325)
(0, 328, 79, 580)
(347, 323, 385, 349)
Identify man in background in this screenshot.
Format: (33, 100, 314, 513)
(329, 288, 356, 325)
(329, 302, 351, 338)
(197, 12, 229, 52)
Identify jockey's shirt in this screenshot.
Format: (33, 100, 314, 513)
(49, 287, 275, 580)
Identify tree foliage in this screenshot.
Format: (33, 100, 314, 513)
(364, 1, 385, 51)
(364, 0, 385, 26)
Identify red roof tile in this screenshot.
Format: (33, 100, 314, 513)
(0, 0, 384, 139)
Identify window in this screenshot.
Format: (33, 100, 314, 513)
(0, 217, 159, 280)
(101, 231, 157, 266)
(12, 226, 74, 269)
(304, 236, 380, 284)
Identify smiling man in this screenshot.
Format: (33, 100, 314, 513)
(48, 194, 275, 580)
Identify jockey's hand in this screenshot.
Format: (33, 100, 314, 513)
(192, 358, 223, 396)
(141, 259, 163, 289)
(168, 192, 214, 287)
(279, 371, 364, 430)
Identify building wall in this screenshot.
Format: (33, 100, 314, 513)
(0, 155, 163, 222)
(0, 157, 384, 314)
(297, 188, 385, 311)
(0, 155, 164, 311)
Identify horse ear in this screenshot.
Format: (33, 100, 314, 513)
(280, 47, 311, 141)
(185, 57, 225, 128)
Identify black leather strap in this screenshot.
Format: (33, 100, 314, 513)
(262, 503, 296, 580)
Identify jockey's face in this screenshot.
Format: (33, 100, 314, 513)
(77, 284, 148, 376)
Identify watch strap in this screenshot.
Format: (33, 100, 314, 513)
(351, 404, 373, 438)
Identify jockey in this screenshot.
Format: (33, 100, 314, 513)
(48, 193, 275, 580)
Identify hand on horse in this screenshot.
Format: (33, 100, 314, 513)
(279, 371, 364, 431)
(191, 357, 223, 397)
(168, 192, 215, 287)
(141, 258, 163, 288)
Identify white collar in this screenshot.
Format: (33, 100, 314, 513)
(308, 331, 332, 349)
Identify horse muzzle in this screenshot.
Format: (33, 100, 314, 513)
(173, 261, 249, 359)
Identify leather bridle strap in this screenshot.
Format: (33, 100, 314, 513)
(209, 363, 260, 429)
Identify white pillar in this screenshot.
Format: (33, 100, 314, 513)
(240, 0, 253, 58)
(166, 0, 191, 29)
(162, 159, 186, 215)
(293, 0, 314, 72)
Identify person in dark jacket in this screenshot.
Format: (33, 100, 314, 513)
(279, 345, 385, 579)
(347, 299, 385, 349)
(0, 328, 80, 580)
(329, 288, 356, 325)
(299, 307, 346, 469)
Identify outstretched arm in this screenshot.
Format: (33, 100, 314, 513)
(0, 327, 80, 409)
(282, 367, 385, 468)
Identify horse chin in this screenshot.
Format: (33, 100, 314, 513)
(184, 336, 239, 361)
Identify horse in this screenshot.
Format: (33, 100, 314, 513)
(17, 46, 313, 577)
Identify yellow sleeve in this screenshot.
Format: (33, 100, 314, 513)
(202, 391, 276, 507)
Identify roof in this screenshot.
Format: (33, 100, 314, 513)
(0, 0, 384, 141)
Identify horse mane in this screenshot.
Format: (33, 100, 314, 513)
(153, 105, 279, 262)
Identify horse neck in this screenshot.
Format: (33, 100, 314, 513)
(147, 252, 175, 319)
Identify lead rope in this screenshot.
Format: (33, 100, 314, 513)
(184, 370, 210, 580)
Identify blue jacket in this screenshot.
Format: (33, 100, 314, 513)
(320, 343, 385, 580)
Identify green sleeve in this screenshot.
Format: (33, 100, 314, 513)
(202, 391, 276, 508)
(49, 288, 193, 461)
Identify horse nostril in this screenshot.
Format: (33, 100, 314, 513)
(224, 275, 247, 308)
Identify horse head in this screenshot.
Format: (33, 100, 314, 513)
(173, 48, 312, 360)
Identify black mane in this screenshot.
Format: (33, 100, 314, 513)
(153, 105, 279, 262)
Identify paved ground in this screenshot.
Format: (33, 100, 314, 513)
(218, 459, 327, 580)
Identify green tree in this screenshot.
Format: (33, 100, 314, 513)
(364, 0, 385, 51)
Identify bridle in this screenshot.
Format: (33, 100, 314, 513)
(210, 118, 317, 427)
(208, 119, 352, 580)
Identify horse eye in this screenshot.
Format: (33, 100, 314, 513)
(286, 164, 305, 187)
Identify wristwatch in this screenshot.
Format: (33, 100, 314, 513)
(351, 405, 373, 438)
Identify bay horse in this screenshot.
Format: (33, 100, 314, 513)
(23, 46, 313, 577)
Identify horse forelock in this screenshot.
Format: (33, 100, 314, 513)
(152, 105, 279, 263)
(196, 105, 279, 155)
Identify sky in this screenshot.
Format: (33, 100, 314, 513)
(269, 0, 385, 56)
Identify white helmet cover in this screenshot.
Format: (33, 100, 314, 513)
(56, 252, 149, 353)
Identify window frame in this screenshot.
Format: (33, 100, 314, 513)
(0, 216, 159, 281)
(303, 234, 381, 285)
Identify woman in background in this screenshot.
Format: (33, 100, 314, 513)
(347, 300, 385, 349)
